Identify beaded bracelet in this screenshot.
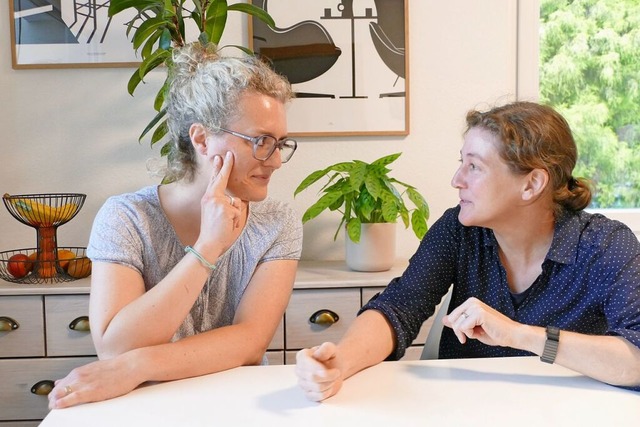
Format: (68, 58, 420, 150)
(184, 246, 216, 271)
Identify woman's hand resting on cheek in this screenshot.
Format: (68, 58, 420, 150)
(195, 151, 243, 258)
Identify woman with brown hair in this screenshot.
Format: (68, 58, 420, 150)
(296, 101, 640, 400)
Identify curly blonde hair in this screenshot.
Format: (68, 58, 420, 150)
(163, 42, 293, 182)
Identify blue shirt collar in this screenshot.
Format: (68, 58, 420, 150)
(482, 209, 585, 266)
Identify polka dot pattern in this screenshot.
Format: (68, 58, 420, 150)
(361, 206, 640, 390)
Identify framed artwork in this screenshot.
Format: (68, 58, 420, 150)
(250, 0, 409, 136)
(9, 0, 139, 69)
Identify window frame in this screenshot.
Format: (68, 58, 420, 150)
(516, 0, 640, 236)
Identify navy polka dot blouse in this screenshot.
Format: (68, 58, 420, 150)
(361, 206, 640, 389)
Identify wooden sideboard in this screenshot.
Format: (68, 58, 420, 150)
(0, 260, 437, 425)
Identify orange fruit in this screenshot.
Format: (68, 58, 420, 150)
(67, 257, 91, 278)
(57, 249, 76, 270)
(26, 252, 37, 273)
(7, 254, 31, 278)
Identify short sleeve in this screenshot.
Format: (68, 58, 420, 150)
(86, 195, 145, 274)
(260, 201, 303, 262)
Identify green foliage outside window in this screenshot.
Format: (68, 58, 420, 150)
(540, 0, 640, 207)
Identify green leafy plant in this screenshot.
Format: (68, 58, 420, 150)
(108, 0, 274, 156)
(294, 153, 429, 243)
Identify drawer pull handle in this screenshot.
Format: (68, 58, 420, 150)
(0, 316, 19, 331)
(309, 309, 339, 325)
(31, 380, 55, 396)
(69, 316, 91, 332)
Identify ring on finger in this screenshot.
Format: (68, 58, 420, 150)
(64, 385, 73, 396)
(228, 196, 235, 206)
(461, 312, 469, 319)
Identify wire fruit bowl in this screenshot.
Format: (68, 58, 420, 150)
(3, 193, 85, 227)
(0, 247, 91, 284)
(1, 193, 89, 284)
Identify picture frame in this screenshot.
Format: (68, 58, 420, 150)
(250, 0, 409, 136)
(9, 0, 139, 69)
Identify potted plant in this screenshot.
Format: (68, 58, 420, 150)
(108, 0, 274, 158)
(294, 153, 429, 271)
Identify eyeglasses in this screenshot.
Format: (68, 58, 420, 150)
(218, 128, 297, 163)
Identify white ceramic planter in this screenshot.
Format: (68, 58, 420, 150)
(345, 222, 396, 272)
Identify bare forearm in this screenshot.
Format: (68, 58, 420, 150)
(513, 325, 640, 386)
(95, 257, 213, 357)
(336, 310, 395, 380)
(127, 324, 269, 384)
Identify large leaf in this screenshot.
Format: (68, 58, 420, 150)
(348, 161, 367, 191)
(346, 218, 362, 243)
(381, 198, 399, 222)
(382, 177, 403, 201)
(319, 172, 346, 194)
(205, 0, 228, 44)
(138, 48, 171, 79)
(158, 27, 172, 50)
(160, 140, 172, 156)
(364, 173, 383, 199)
(327, 161, 355, 173)
(139, 108, 166, 142)
(399, 209, 410, 228)
(322, 179, 352, 199)
(357, 190, 375, 221)
(407, 187, 429, 214)
(294, 169, 329, 196)
(329, 194, 345, 211)
(132, 17, 168, 50)
(411, 210, 429, 239)
(153, 78, 168, 112)
(371, 152, 402, 168)
(127, 67, 144, 95)
(228, 2, 275, 27)
(301, 191, 343, 223)
(150, 119, 168, 145)
(141, 30, 164, 60)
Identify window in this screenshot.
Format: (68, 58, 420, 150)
(517, 0, 640, 235)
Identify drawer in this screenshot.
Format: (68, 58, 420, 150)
(0, 357, 96, 421)
(265, 350, 284, 366)
(285, 288, 360, 349)
(362, 287, 436, 346)
(267, 317, 284, 351)
(285, 350, 297, 365)
(0, 296, 44, 358)
(44, 295, 95, 357)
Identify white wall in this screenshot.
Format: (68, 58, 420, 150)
(0, 1, 520, 262)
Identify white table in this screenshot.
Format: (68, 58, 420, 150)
(41, 356, 639, 426)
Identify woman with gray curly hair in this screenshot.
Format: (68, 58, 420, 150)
(48, 42, 302, 408)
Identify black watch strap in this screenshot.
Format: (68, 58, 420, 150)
(540, 326, 560, 364)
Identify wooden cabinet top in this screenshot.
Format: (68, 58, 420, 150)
(0, 260, 408, 296)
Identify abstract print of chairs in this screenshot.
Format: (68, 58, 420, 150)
(252, 0, 342, 98)
(369, 0, 405, 97)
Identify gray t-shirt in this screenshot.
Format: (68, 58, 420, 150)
(87, 185, 303, 342)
